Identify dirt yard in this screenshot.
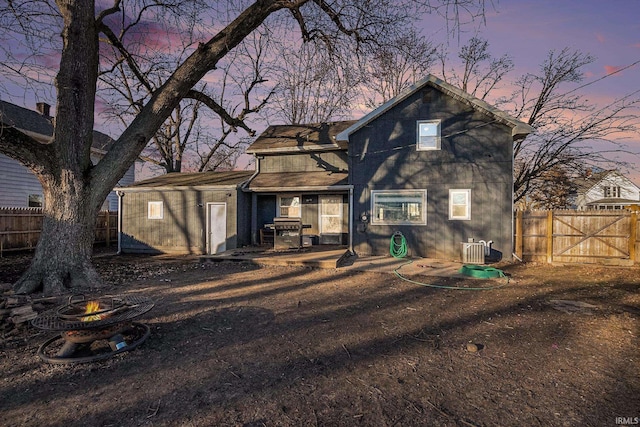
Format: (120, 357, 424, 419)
(1, 251, 639, 427)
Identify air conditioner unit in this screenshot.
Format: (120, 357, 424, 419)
(461, 242, 485, 264)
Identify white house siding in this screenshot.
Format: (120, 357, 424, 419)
(0, 154, 44, 207)
(576, 172, 640, 209)
(0, 153, 135, 210)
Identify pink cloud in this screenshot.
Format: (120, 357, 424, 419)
(633, 42, 640, 48)
(604, 65, 624, 76)
(595, 33, 606, 43)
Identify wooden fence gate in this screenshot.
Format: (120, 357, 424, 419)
(514, 209, 639, 265)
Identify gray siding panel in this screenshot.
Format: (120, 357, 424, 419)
(120, 188, 243, 254)
(261, 152, 348, 173)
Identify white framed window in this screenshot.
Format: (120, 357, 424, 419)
(603, 186, 621, 198)
(28, 194, 43, 208)
(371, 190, 427, 225)
(416, 120, 441, 151)
(278, 195, 301, 217)
(449, 189, 471, 220)
(148, 201, 164, 219)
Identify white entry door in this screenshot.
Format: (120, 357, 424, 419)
(319, 195, 343, 244)
(208, 203, 227, 254)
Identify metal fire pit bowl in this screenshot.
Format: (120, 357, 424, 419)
(31, 294, 155, 364)
(32, 294, 154, 331)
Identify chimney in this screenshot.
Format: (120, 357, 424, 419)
(36, 102, 51, 117)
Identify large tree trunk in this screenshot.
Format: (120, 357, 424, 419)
(14, 176, 103, 296)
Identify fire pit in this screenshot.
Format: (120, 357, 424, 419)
(31, 294, 154, 364)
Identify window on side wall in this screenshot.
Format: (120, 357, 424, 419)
(416, 120, 441, 151)
(371, 190, 427, 225)
(28, 194, 43, 208)
(279, 195, 301, 217)
(148, 201, 164, 219)
(449, 189, 471, 220)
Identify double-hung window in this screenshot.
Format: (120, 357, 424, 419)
(449, 189, 471, 220)
(148, 201, 164, 219)
(279, 195, 301, 217)
(371, 190, 427, 225)
(416, 120, 441, 151)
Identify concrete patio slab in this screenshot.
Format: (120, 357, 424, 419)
(201, 246, 468, 278)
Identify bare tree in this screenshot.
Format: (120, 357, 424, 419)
(361, 29, 439, 108)
(440, 39, 639, 207)
(438, 36, 513, 100)
(267, 40, 360, 124)
(0, 0, 488, 295)
(511, 48, 640, 204)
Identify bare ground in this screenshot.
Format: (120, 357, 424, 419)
(1, 251, 639, 427)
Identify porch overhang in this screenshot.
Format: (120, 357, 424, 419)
(244, 171, 350, 193)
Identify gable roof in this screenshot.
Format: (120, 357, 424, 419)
(247, 121, 357, 154)
(336, 74, 534, 142)
(0, 99, 115, 151)
(575, 170, 640, 194)
(120, 171, 255, 190)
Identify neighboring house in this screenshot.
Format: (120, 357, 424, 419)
(0, 100, 135, 210)
(118, 171, 254, 254)
(117, 74, 534, 261)
(573, 170, 640, 210)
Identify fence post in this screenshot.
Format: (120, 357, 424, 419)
(515, 210, 523, 260)
(105, 211, 111, 247)
(630, 211, 637, 264)
(546, 210, 553, 263)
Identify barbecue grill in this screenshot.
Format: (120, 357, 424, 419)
(267, 217, 308, 250)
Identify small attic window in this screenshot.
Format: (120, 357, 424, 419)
(417, 120, 441, 151)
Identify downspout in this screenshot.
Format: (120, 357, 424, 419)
(348, 186, 354, 255)
(241, 154, 260, 245)
(116, 190, 124, 254)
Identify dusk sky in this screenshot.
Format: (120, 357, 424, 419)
(422, 0, 640, 180)
(2, 0, 638, 181)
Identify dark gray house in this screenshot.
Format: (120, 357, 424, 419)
(117, 171, 254, 254)
(245, 121, 356, 247)
(117, 75, 533, 261)
(337, 75, 533, 260)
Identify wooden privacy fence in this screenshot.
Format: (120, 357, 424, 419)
(514, 209, 640, 265)
(0, 208, 117, 256)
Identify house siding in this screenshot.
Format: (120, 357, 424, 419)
(0, 154, 135, 210)
(260, 151, 348, 173)
(120, 188, 249, 254)
(0, 154, 43, 207)
(349, 86, 514, 260)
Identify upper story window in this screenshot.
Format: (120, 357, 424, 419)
(416, 120, 441, 151)
(279, 195, 301, 217)
(603, 186, 621, 198)
(148, 201, 164, 219)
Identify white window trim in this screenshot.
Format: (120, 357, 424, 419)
(148, 201, 164, 220)
(371, 189, 427, 225)
(449, 189, 471, 220)
(416, 119, 441, 151)
(277, 194, 301, 218)
(28, 194, 43, 208)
